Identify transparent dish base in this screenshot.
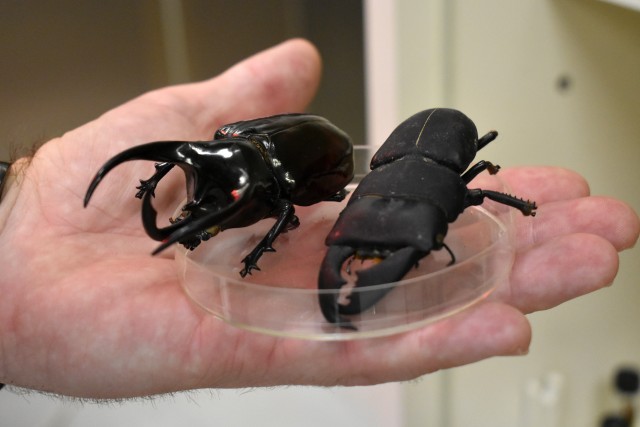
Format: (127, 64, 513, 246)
(175, 195, 514, 341)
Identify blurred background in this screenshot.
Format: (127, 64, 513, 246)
(1, 0, 639, 426)
(0, 0, 366, 164)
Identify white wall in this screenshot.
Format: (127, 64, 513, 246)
(399, 1, 640, 425)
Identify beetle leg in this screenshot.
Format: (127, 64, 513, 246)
(239, 200, 295, 277)
(284, 214, 300, 231)
(477, 130, 498, 150)
(466, 189, 538, 216)
(461, 160, 501, 184)
(442, 243, 456, 266)
(141, 190, 213, 250)
(135, 162, 175, 199)
(324, 188, 349, 202)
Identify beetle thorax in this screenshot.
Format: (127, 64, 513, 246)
(370, 108, 479, 173)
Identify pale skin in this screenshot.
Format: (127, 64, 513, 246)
(0, 39, 638, 399)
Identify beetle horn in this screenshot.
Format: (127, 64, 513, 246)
(150, 190, 249, 255)
(84, 141, 194, 207)
(140, 189, 192, 241)
(477, 130, 498, 151)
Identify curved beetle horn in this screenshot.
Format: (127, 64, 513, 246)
(140, 189, 193, 241)
(83, 141, 192, 207)
(150, 190, 249, 255)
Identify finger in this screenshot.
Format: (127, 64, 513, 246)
(493, 233, 619, 313)
(471, 166, 590, 205)
(331, 302, 531, 385)
(515, 196, 640, 251)
(170, 38, 322, 135)
(498, 166, 590, 203)
(237, 302, 531, 387)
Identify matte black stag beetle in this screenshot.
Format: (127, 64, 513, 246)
(318, 108, 537, 329)
(84, 113, 354, 276)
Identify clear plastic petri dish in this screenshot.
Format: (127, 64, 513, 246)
(175, 181, 516, 341)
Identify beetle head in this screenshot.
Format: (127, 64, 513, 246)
(370, 108, 480, 173)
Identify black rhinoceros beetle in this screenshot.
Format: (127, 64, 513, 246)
(84, 113, 354, 277)
(318, 108, 536, 329)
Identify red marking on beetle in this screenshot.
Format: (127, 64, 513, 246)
(231, 189, 241, 200)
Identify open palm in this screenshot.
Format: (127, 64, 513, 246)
(1, 39, 638, 399)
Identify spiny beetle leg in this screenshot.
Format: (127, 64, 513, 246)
(466, 189, 538, 216)
(135, 162, 175, 199)
(239, 200, 296, 277)
(284, 215, 300, 232)
(477, 130, 499, 151)
(325, 188, 349, 202)
(461, 160, 501, 184)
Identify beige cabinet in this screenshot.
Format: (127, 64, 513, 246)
(394, 1, 640, 426)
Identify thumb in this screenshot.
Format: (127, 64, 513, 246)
(170, 38, 323, 134)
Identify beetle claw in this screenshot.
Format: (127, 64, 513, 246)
(342, 247, 424, 315)
(135, 162, 175, 199)
(318, 245, 358, 329)
(135, 180, 157, 199)
(240, 263, 260, 278)
(240, 245, 274, 277)
(285, 215, 300, 231)
(325, 188, 349, 202)
(318, 245, 426, 329)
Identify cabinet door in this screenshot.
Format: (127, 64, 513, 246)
(397, 1, 640, 426)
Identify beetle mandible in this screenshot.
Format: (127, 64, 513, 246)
(84, 113, 354, 277)
(318, 108, 536, 329)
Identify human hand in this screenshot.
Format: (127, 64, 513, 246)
(0, 39, 638, 399)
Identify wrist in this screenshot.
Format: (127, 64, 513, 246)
(0, 158, 30, 389)
(0, 158, 28, 235)
(0, 162, 10, 198)
(0, 162, 10, 390)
